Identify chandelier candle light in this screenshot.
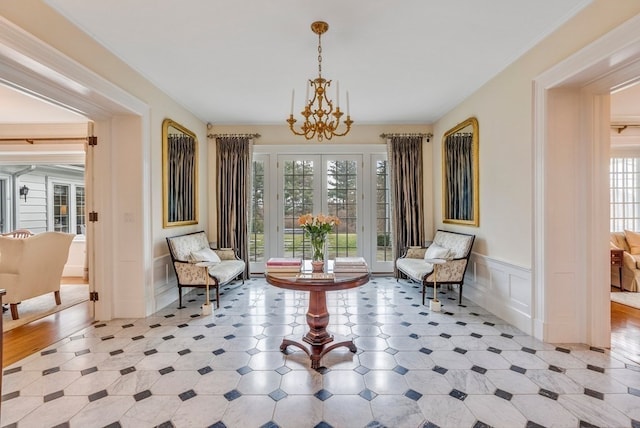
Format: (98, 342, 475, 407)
(287, 21, 353, 142)
(298, 213, 340, 272)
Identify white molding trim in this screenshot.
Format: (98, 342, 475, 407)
(0, 16, 146, 119)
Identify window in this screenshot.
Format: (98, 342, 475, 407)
(53, 184, 70, 232)
(610, 157, 640, 231)
(51, 182, 85, 236)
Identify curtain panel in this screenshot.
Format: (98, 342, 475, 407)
(387, 136, 425, 276)
(444, 133, 473, 220)
(167, 133, 196, 223)
(216, 136, 252, 278)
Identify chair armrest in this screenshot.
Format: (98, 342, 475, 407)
(174, 261, 209, 285)
(622, 251, 639, 270)
(426, 258, 468, 282)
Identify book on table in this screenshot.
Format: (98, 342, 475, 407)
(333, 256, 368, 273)
(266, 257, 303, 266)
(266, 257, 302, 273)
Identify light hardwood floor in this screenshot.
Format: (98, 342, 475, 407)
(611, 300, 640, 364)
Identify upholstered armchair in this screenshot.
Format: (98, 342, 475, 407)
(396, 230, 475, 304)
(610, 231, 640, 292)
(166, 231, 246, 308)
(0, 232, 75, 319)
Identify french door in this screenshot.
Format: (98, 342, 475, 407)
(278, 154, 362, 262)
(249, 146, 394, 274)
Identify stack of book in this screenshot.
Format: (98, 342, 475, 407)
(333, 256, 369, 273)
(266, 257, 302, 273)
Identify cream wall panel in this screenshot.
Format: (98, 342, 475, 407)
(154, 253, 177, 312)
(466, 254, 532, 335)
(63, 240, 85, 277)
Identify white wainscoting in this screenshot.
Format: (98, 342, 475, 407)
(153, 254, 178, 311)
(464, 253, 533, 335)
(62, 239, 86, 277)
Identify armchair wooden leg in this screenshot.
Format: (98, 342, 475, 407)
(10, 303, 19, 320)
(216, 286, 220, 309)
(422, 283, 426, 305)
(459, 283, 463, 304)
(54, 290, 61, 305)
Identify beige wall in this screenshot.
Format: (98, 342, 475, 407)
(433, 1, 640, 268)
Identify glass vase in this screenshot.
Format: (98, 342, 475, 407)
(310, 233, 326, 272)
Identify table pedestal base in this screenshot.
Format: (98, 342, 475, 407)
(280, 335, 357, 369)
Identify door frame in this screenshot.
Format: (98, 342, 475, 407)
(533, 13, 640, 346)
(0, 16, 150, 320)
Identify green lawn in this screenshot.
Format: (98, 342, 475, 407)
(249, 233, 393, 262)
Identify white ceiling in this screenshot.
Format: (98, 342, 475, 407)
(34, 0, 593, 126)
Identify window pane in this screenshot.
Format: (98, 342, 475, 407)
(249, 160, 265, 263)
(375, 160, 392, 261)
(76, 186, 85, 235)
(610, 157, 640, 231)
(283, 160, 314, 259)
(54, 184, 70, 233)
(327, 160, 357, 258)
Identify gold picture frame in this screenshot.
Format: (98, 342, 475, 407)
(442, 117, 479, 226)
(162, 119, 198, 227)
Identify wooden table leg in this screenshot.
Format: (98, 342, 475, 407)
(279, 289, 357, 369)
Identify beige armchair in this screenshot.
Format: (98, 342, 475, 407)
(0, 232, 74, 319)
(610, 231, 640, 292)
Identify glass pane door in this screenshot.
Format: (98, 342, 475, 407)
(280, 157, 319, 259)
(278, 155, 362, 262)
(326, 158, 359, 258)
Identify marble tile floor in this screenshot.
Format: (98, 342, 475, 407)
(2, 276, 640, 428)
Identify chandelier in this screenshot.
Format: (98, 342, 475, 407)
(287, 21, 353, 142)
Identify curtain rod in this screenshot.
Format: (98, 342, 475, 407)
(380, 132, 433, 142)
(207, 133, 261, 139)
(0, 137, 88, 144)
(612, 124, 640, 134)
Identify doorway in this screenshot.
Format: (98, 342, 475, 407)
(534, 14, 640, 348)
(0, 18, 151, 323)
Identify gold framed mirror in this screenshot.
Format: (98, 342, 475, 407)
(162, 119, 198, 227)
(442, 117, 479, 226)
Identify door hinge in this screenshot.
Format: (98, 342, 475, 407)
(89, 291, 99, 301)
(89, 211, 99, 222)
(88, 136, 98, 146)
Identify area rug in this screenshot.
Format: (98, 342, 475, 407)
(611, 291, 640, 310)
(2, 283, 89, 332)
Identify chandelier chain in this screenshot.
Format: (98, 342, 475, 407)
(318, 33, 323, 77)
